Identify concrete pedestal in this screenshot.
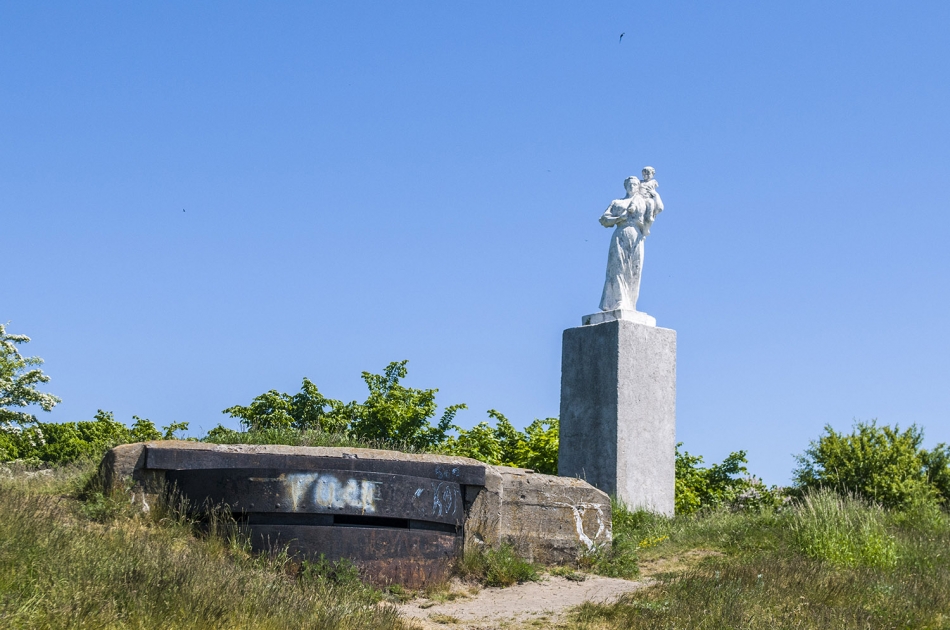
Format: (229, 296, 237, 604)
(558, 318, 676, 515)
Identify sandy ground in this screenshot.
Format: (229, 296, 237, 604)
(396, 575, 648, 629)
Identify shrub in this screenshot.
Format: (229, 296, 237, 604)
(517, 417, 559, 474)
(793, 421, 948, 509)
(1, 411, 187, 465)
(731, 476, 789, 511)
(223, 361, 466, 451)
(787, 489, 898, 569)
(440, 410, 559, 474)
(222, 377, 352, 434)
(222, 364, 560, 472)
(443, 418, 505, 464)
(347, 361, 466, 450)
(676, 445, 748, 514)
(921, 443, 950, 507)
(297, 555, 363, 588)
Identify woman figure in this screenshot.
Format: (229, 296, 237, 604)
(598, 175, 652, 312)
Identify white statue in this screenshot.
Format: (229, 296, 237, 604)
(597, 167, 664, 315)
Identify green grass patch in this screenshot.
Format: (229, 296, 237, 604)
(0, 462, 408, 630)
(560, 490, 950, 629)
(202, 425, 378, 449)
(789, 489, 898, 568)
(458, 543, 540, 587)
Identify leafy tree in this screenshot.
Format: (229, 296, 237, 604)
(793, 421, 947, 509)
(348, 361, 466, 449)
(222, 362, 466, 450)
(222, 377, 351, 433)
(675, 444, 751, 515)
(445, 420, 504, 465)
(219, 364, 557, 471)
(517, 417, 559, 475)
(444, 410, 526, 466)
(921, 444, 950, 506)
(441, 410, 559, 474)
(0, 323, 60, 429)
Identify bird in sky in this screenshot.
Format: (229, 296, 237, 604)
(619, 32, 625, 43)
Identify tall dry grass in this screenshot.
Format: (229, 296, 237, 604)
(0, 463, 407, 630)
(566, 489, 950, 629)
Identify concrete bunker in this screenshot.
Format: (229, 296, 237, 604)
(101, 441, 612, 587)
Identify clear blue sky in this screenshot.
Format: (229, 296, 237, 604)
(4, 2, 949, 484)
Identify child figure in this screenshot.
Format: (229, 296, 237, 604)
(640, 166, 662, 224)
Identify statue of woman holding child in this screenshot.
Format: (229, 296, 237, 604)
(597, 167, 664, 314)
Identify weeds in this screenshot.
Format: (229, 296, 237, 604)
(203, 426, 374, 449)
(297, 555, 363, 588)
(578, 499, 653, 579)
(550, 566, 587, 582)
(458, 543, 540, 587)
(789, 489, 898, 568)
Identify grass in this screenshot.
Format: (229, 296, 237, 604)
(201, 426, 394, 449)
(550, 566, 588, 582)
(789, 490, 899, 569)
(559, 489, 950, 629)
(457, 543, 541, 587)
(576, 497, 649, 579)
(5, 460, 949, 629)
(0, 462, 408, 630)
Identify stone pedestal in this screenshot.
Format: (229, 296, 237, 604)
(581, 309, 656, 327)
(558, 318, 676, 515)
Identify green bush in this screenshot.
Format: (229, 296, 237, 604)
(221, 362, 559, 472)
(347, 361, 466, 450)
(223, 361, 465, 451)
(0, 411, 187, 465)
(222, 376, 352, 434)
(440, 410, 559, 474)
(787, 489, 898, 569)
(674, 444, 786, 515)
(297, 555, 363, 589)
(793, 421, 949, 509)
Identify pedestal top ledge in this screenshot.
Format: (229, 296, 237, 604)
(582, 309, 656, 327)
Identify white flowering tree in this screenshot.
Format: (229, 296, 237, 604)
(0, 323, 61, 431)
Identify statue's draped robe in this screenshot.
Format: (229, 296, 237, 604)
(599, 193, 648, 312)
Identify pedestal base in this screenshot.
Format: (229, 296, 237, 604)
(582, 309, 656, 327)
(558, 319, 676, 515)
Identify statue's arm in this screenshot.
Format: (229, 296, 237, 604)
(599, 201, 627, 227)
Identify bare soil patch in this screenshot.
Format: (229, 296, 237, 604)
(397, 575, 648, 629)
(637, 548, 723, 577)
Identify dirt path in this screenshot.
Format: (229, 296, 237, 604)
(396, 575, 648, 629)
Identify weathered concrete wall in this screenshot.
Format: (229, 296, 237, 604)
(461, 465, 504, 551)
(100, 441, 612, 578)
(559, 319, 676, 515)
(461, 466, 613, 563)
(490, 468, 611, 563)
(98, 442, 165, 510)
